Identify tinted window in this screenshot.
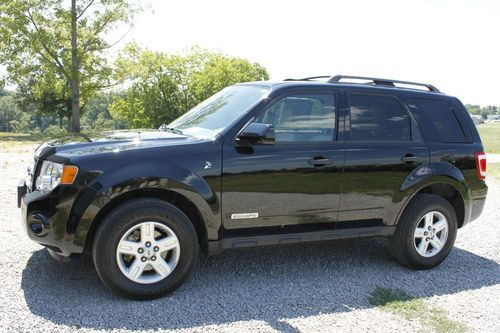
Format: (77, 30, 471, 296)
(414, 98, 466, 143)
(254, 93, 336, 142)
(349, 94, 411, 141)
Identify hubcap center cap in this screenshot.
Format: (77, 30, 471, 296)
(145, 246, 153, 257)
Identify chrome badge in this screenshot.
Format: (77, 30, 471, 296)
(231, 213, 259, 219)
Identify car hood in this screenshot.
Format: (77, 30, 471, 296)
(35, 129, 204, 159)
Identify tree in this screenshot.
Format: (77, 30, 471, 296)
(465, 104, 481, 115)
(110, 45, 270, 128)
(16, 70, 72, 129)
(0, 0, 142, 132)
(0, 90, 22, 132)
(81, 92, 121, 131)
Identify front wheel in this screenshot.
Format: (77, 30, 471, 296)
(93, 198, 198, 299)
(390, 194, 458, 269)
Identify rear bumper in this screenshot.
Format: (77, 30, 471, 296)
(465, 182, 488, 226)
(19, 179, 82, 258)
(468, 196, 487, 224)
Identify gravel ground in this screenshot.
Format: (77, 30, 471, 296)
(0, 145, 499, 333)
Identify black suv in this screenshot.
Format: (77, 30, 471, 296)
(18, 75, 488, 299)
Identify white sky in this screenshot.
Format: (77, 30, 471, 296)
(119, 0, 500, 106)
(2, 0, 499, 106)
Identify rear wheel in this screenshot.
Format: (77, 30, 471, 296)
(391, 194, 457, 269)
(93, 198, 198, 299)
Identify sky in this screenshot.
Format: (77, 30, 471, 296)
(114, 0, 499, 106)
(2, 0, 499, 106)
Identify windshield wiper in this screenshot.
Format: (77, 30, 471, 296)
(159, 124, 183, 135)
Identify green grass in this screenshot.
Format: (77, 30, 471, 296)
(0, 132, 45, 151)
(489, 163, 500, 183)
(0, 132, 47, 142)
(477, 122, 500, 154)
(368, 287, 467, 333)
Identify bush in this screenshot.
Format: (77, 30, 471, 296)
(9, 114, 31, 133)
(43, 125, 67, 137)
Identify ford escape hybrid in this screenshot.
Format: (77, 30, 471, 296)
(18, 75, 488, 299)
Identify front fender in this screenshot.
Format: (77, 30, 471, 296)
(70, 162, 221, 249)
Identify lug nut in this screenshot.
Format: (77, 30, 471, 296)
(138, 248, 144, 254)
(151, 256, 156, 261)
(426, 237, 430, 241)
(424, 232, 428, 236)
(141, 256, 147, 262)
(153, 246, 159, 252)
(145, 241, 151, 247)
(428, 226, 432, 230)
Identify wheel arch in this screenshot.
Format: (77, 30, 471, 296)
(82, 187, 210, 254)
(398, 180, 468, 229)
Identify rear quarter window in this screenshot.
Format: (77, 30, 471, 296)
(349, 94, 411, 142)
(414, 98, 467, 143)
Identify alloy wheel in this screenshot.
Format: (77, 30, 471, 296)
(116, 221, 181, 284)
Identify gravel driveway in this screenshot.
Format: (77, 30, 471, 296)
(0, 145, 498, 333)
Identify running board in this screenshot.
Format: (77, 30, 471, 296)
(207, 226, 395, 254)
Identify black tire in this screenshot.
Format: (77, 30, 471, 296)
(390, 194, 457, 269)
(92, 198, 198, 300)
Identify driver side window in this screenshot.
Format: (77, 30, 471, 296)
(254, 92, 336, 143)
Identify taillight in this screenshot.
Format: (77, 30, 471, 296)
(475, 152, 486, 180)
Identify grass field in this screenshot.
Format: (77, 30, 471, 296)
(477, 122, 500, 154)
(489, 163, 500, 183)
(0, 132, 45, 148)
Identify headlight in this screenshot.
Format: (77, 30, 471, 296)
(35, 161, 79, 192)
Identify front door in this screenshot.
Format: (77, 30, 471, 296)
(221, 90, 344, 233)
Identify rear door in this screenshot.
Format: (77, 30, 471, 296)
(339, 91, 430, 227)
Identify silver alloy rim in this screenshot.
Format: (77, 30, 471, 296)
(116, 221, 180, 284)
(413, 211, 449, 258)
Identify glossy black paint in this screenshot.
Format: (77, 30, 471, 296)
(19, 81, 488, 258)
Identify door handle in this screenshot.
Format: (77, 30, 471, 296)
(309, 157, 332, 167)
(401, 154, 421, 163)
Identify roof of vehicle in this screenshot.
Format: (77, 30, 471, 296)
(240, 75, 453, 100)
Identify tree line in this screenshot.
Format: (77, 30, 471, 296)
(465, 104, 499, 119)
(0, 0, 268, 134)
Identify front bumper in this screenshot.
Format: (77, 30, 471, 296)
(18, 179, 82, 258)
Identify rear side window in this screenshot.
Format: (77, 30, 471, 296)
(414, 98, 466, 143)
(349, 94, 411, 142)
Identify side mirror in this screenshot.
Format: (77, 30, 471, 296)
(236, 123, 275, 145)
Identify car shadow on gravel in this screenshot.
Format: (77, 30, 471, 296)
(21, 237, 499, 332)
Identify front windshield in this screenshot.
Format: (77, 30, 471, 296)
(168, 85, 270, 138)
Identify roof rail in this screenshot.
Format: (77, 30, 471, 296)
(284, 76, 331, 81)
(327, 75, 441, 93)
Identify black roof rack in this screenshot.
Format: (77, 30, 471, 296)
(284, 76, 331, 81)
(284, 74, 441, 93)
(328, 75, 440, 93)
